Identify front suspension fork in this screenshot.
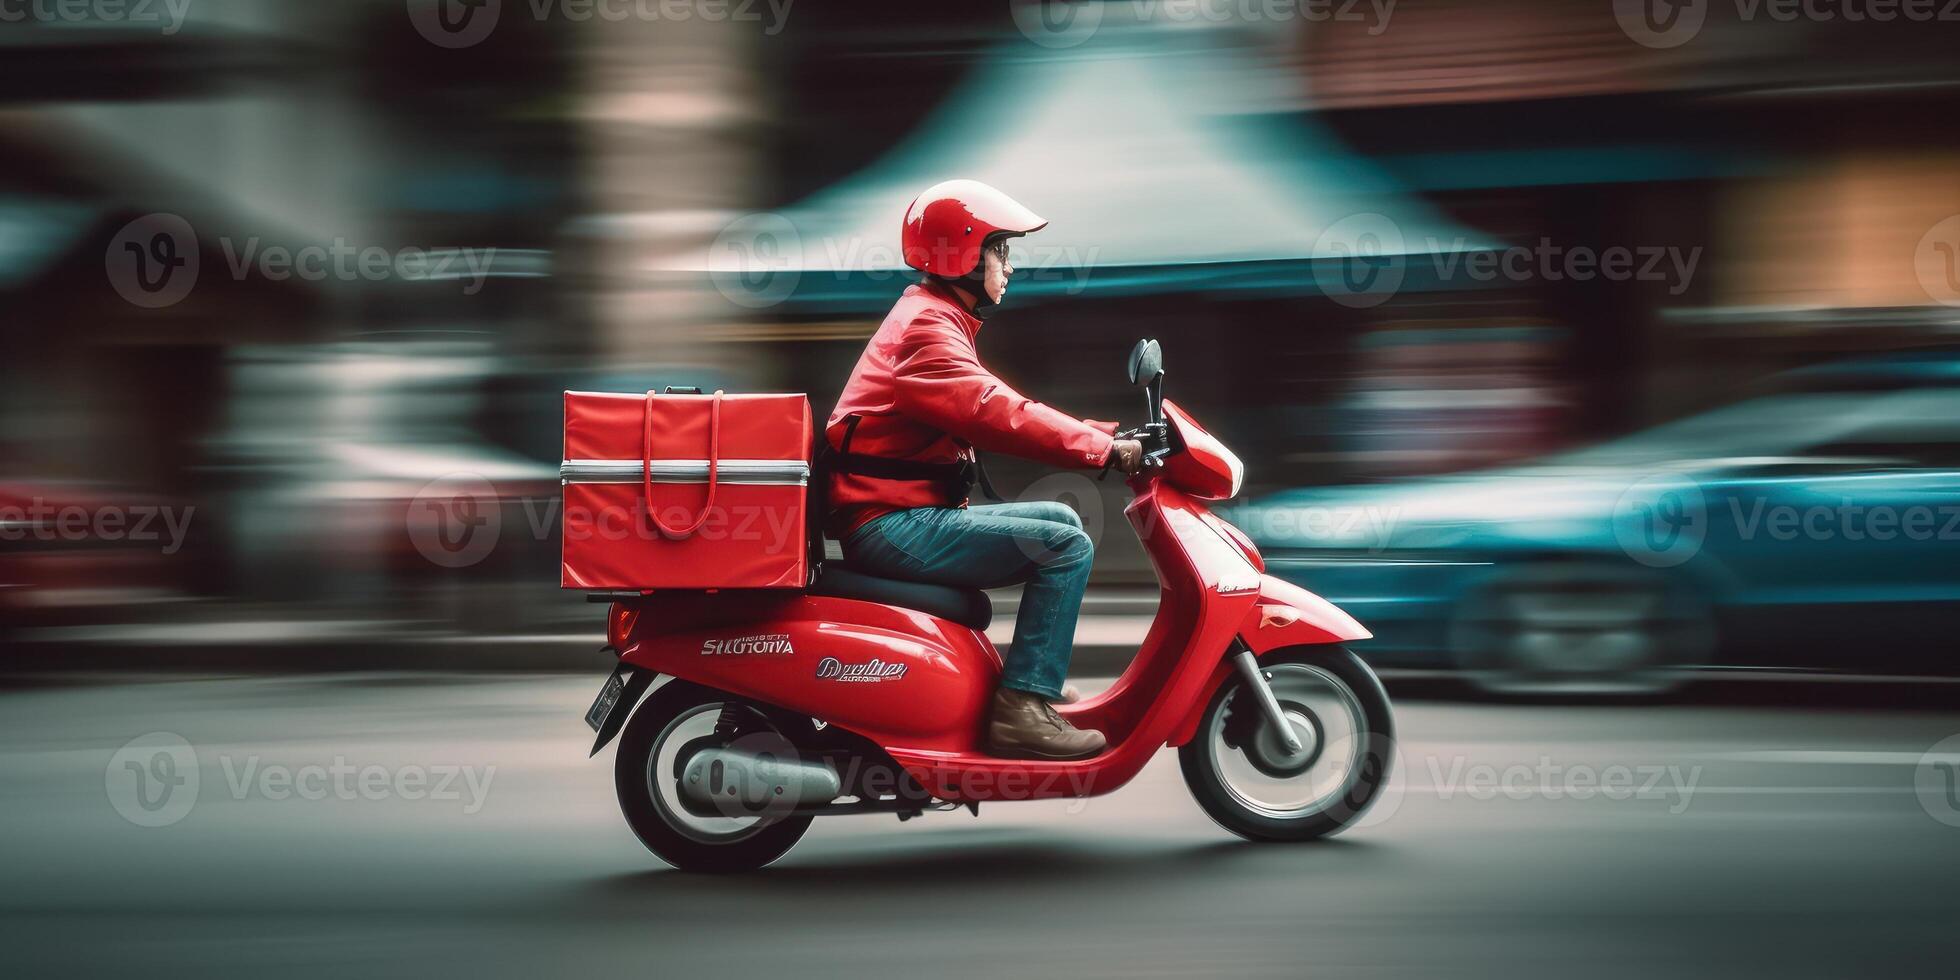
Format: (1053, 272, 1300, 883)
(1231, 639, 1304, 755)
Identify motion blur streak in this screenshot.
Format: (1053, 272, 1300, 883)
(5, 675, 1960, 977)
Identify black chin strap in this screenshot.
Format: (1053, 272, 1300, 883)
(932, 274, 996, 321)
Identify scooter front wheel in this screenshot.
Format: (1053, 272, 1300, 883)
(613, 679, 814, 872)
(1179, 645, 1395, 842)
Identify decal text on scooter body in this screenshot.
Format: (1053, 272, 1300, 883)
(702, 633, 795, 656)
(815, 656, 907, 683)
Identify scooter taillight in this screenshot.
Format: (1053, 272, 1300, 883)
(606, 602, 641, 649)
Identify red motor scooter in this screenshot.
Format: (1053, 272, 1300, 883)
(580, 340, 1394, 871)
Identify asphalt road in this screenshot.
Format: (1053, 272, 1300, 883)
(4, 673, 1959, 979)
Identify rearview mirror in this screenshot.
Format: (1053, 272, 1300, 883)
(1127, 339, 1163, 388)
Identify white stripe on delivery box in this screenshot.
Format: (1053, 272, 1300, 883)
(560, 459, 810, 486)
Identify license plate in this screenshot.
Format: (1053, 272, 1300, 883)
(585, 665, 630, 732)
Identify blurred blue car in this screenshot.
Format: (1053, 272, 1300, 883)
(1240, 351, 1960, 692)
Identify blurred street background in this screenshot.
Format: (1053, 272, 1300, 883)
(6, 1, 1960, 975)
(5, 1, 1960, 683)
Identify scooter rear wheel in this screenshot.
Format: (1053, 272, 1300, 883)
(614, 680, 814, 872)
(1179, 645, 1395, 842)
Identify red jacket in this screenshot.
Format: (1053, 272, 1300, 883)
(826, 279, 1116, 537)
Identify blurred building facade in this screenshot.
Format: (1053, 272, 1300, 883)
(4, 0, 1959, 629)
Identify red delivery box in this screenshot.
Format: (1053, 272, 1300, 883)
(561, 390, 812, 590)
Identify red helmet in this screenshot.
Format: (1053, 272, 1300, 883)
(901, 179, 1048, 279)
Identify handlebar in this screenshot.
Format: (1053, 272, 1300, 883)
(1114, 421, 1173, 472)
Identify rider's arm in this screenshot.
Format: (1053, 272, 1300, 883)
(889, 315, 1114, 469)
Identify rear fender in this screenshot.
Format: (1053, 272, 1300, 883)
(615, 592, 1000, 754)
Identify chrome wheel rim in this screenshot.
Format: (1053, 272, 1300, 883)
(646, 703, 771, 845)
(1207, 663, 1367, 820)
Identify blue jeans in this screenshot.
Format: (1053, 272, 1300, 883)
(842, 501, 1094, 700)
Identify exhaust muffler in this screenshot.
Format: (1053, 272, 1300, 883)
(678, 743, 841, 818)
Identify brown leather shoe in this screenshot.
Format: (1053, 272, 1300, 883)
(986, 688, 1107, 760)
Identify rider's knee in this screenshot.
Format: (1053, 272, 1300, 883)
(1049, 524, 1094, 565)
(1030, 500, 1084, 531)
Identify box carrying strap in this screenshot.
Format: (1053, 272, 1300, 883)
(643, 389, 723, 537)
(826, 414, 1000, 502)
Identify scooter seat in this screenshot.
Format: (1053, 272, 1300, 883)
(808, 564, 992, 631)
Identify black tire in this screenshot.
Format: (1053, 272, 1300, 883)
(613, 680, 813, 872)
(1179, 646, 1395, 842)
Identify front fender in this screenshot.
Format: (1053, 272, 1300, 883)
(1237, 573, 1371, 654)
(1168, 576, 1372, 744)
(1165, 577, 1370, 748)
